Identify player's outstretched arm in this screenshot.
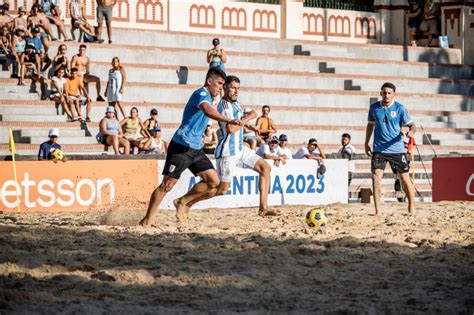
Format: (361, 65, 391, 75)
(200, 101, 239, 125)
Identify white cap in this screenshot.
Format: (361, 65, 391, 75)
(106, 106, 115, 113)
(207, 122, 212, 126)
(48, 128, 59, 137)
(244, 108, 252, 114)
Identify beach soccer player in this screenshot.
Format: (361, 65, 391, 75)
(364, 82, 416, 215)
(139, 68, 241, 227)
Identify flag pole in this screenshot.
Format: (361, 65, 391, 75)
(9, 128, 21, 211)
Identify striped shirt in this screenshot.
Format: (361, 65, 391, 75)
(215, 99, 243, 159)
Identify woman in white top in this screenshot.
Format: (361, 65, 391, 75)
(105, 56, 126, 119)
(50, 67, 77, 121)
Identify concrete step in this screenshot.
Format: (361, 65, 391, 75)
(25, 136, 97, 145)
(18, 128, 94, 138)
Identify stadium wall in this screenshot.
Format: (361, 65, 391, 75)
(432, 156, 474, 202)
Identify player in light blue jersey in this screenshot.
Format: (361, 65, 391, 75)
(139, 68, 241, 227)
(365, 82, 416, 215)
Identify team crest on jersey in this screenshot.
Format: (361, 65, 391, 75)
(169, 164, 176, 173)
(200, 91, 207, 97)
(390, 111, 397, 118)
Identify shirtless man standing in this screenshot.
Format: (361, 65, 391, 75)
(96, 0, 116, 44)
(71, 44, 105, 101)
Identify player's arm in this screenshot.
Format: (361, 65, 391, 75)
(406, 122, 416, 138)
(200, 101, 239, 126)
(365, 122, 374, 156)
(227, 108, 256, 133)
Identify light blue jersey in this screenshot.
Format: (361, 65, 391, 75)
(368, 100, 413, 153)
(172, 87, 214, 150)
(215, 99, 243, 159)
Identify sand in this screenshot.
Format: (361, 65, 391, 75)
(0, 201, 473, 314)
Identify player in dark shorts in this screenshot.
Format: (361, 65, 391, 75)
(139, 68, 241, 227)
(364, 82, 416, 215)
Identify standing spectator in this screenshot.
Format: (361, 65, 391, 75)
(98, 105, 130, 155)
(0, 3, 13, 29)
(38, 0, 71, 41)
(364, 82, 416, 215)
(293, 138, 326, 178)
(256, 136, 286, 167)
(12, 6, 28, 32)
(120, 107, 152, 153)
(278, 134, 293, 159)
(65, 67, 91, 122)
(423, 0, 441, 47)
(202, 122, 218, 154)
(38, 128, 64, 161)
(51, 67, 77, 121)
(406, 0, 422, 47)
(11, 27, 26, 78)
(71, 44, 105, 101)
(105, 56, 126, 118)
(143, 108, 159, 137)
(207, 38, 227, 71)
(96, 0, 116, 44)
(255, 105, 277, 142)
(69, 0, 102, 42)
(337, 133, 356, 186)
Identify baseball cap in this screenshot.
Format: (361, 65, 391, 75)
(212, 38, 220, 45)
(279, 134, 288, 141)
(270, 136, 279, 143)
(48, 128, 59, 137)
(244, 108, 252, 114)
(153, 125, 162, 132)
(150, 108, 158, 115)
(32, 27, 40, 33)
(106, 106, 115, 113)
(308, 138, 318, 145)
(26, 43, 35, 49)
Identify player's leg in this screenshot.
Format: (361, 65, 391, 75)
(252, 158, 280, 216)
(139, 176, 178, 227)
(371, 153, 387, 215)
(390, 153, 416, 215)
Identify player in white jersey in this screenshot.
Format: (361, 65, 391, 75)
(214, 75, 280, 216)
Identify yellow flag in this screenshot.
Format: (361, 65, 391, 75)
(9, 128, 16, 155)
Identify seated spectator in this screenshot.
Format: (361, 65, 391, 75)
(406, 0, 422, 47)
(203, 122, 218, 154)
(256, 136, 286, 167)
(293, 138, 326, 177)
(120, 107, 152, 153)
(71, 44, 105, 101)
(38, 128, 65, 161)
(207, 38, 226, 71)
(98, 106, 130, 155)
(27, 4, 52, 52)
(11, 27, 26, 78)
(146, 125, 168, 154)
(337, 133, 356, 186)
(423, 0, 441, 47)
(143, 108, 159, 137)
(38, 0, 71, 41)
(105, 56, 126, 119)
(51, 67, 77, 121)
(278, 134, 293, 159)
(70, 0, 102, 42)
(0, 3, 13, 29)
(0, 25, 13, 73)
(242, 108, 260, 150)
(18, 43, 46, 97)
(12, 7, 28, 33)
(26, 27, 50, 73)
(51, 43, 69, 78)
(65, 67, 91, 122)
(255, 105, 277, 143)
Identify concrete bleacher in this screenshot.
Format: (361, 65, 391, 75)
(0, 29, 473, 201)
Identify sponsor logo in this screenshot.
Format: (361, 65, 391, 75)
(466, 174, 474, 196)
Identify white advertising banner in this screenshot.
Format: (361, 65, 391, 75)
(160, 159, 348, 209)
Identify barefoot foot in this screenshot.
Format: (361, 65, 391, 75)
(174, 198, 190, 222)
(139, 217, 152, 228)
(258, 208, 281, 217)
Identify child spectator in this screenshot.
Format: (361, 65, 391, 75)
(294, 138, 326, 178)
(278, 134, 293, 159)
(105, 56, 126, 119)
(255, 105, 277, 143)
(337, 133, 356, 186)
(51, 67, 77, 121)
(38, 128, 65, 161)
(406, 0, 422, 47)
(256, 136, 286, 167)
(120, 107, 152, 153)
(207, 38, 227, 71)
(98, 106, 130, 155)
(143, 108, 159, 137)
(203, 122, 218, 154)
(65, 67, 91, 122)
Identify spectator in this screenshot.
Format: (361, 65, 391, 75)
(96, 0, 115, 44)
(26, 27, 50, 73)
(98, 105, 130, 154)
(256, 136, 286, 167)
(337, 133, 356, 186)
(105, 56, 126, 118)
(37, 0, 71, 41)
(406, 0, 422, 47)
(27, 4, 53, 51)
(19, 43, 46, 98)
(11, 27, 26, 78)
(51, 67, 77, 121)
(143, 108, 159, 137)
(13, 7, 28, 32)
(0, 25, 13, 73)
(120, 107, 152, 153)
(255, 105, 277, 142)
(242, 108, 260, 150)
(423, 0, 441, 47)
(207, 37, 226, 71)
(51, 43, 69, 78)
(293, 138, 326, 178)
(70, 0, 102, 42)
(38, 128, 65, 161)
(65, 67, 91, 122)
(278, 134, 293, 159)
(146, 125, 168, 154)
(71, 44, 105, 101)
(0, 3, 13, 29)
(202, 122, 218, 154)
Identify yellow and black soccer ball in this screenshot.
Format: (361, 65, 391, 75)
(51, 149, 65, 161)
(305, 208, 329, 229)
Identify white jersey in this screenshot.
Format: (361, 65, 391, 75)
(256, 143, 284, 158)
(215, 99, 243, 159)
(293, 146, 321, 159)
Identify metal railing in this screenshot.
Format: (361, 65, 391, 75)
(304, 0, 375, 12)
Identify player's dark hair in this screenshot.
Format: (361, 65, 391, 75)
(225, 75, 240, 85)
(205, 67, 226, 85)
(79, 44, 87, 50)
(342, 133, 351, 140)
(262, 105, 270, 111)
(71, 67, 78, 72)
(381, 82, 396, 92)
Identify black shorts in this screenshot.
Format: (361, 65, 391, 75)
(163, 140, 214, 179)
(371, 153, 410, 174)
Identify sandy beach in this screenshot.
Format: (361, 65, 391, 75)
(0, 201, 473, 314)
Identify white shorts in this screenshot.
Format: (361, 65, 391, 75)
(216, 146, 261, 182)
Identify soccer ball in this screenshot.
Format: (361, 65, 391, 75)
(51, 149, 64, 161)
(305, 208, 329, 229)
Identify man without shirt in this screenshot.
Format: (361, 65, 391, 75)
(365, 82, 416, 215)
(139, 68, 242, 227)
(71, 44, 105, 101)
